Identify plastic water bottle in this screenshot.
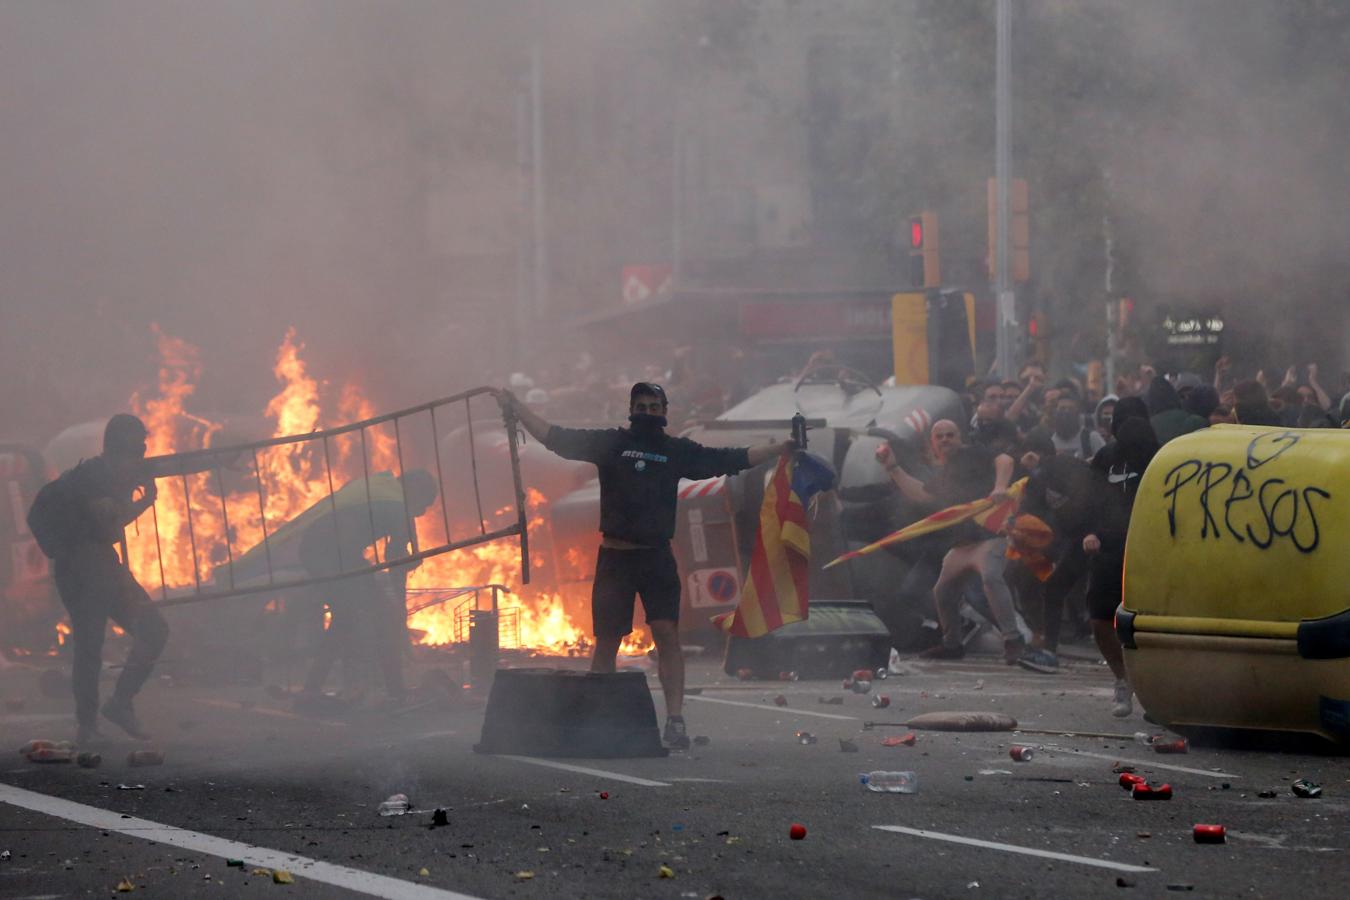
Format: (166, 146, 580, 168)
(860, 771, 918, 794)
(378, 793, 412, 816)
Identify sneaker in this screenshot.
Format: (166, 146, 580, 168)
(101, 699, 150, 740)
(1016, 648, 1060, 674)
(1003, 638, 1027, 665)
(663, 716, 691, 750)
(1111, 679, 1134, 718)
(918, 643, 965, 661)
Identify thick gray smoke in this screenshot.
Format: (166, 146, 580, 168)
(4, 1, 1349, 444)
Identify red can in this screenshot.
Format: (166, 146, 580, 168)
(842, 678, 854, 690)
(773, 694, 788, 707)
(127, 750, 165, 767)
(851, 669, 873, 682)
(1131, 783, 1173, 801)
(1119, 773, 1147, 790)
(1193, 824, 1226, 844)
(1153, 739, 1189, 755)
(871, 695, 890, 709)
(27, 748, 73, 764)
(1009, 745, 1034, 762)
(789, 823, 807, 840)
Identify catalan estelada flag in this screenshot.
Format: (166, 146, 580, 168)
(823, 477, 1030, 570)
(712, 453, 834, 638)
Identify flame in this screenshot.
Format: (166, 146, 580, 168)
(121, 328, 648, 657)
(55, 621, 71, 646)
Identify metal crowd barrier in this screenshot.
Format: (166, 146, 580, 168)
(131, 386, 529, 607)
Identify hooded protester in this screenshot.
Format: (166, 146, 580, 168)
(1084, 415, 1160, 718)
(1145, 375, 1208, 445)
(1183, 384, 1220, 421)
(34, 414, 169, 743)
(1094, 394, 1119, 442)
(1232, 380, 1282, 427)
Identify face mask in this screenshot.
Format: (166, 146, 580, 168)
(1054, 412, 1080, 434)
(628, 413, 667, 436)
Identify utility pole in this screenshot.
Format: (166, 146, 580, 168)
(993, 0, 1015, 379)
(530, 41, 549, 331)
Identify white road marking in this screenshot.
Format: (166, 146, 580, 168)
(667, 777, 732, 783)
(0, 782, 482, 900)
(0, 713, 71, 724)
(873, 825, 1158, 873)
(1041, 746, 1239, 779)
(689, 695, 859, 721)
(496, 755, 671, 787)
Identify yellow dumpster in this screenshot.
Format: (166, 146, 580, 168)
(1116, 425, 1350, 745)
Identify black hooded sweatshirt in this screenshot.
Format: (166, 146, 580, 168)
(1087, 416, 1160, 554)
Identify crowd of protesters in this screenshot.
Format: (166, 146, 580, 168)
(879, 355, 1348, 719)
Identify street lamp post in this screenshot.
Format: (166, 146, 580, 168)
(993, 0, 1016, 379)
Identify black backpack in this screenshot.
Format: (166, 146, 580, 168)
(27, 470, 81, 560)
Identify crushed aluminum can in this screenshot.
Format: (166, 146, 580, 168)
(773, 694, 788, 707)
(795, 731, 817, 745)
(1291, 779, 1322, 799)
(126, 750, 164, 767)
(850, 680, 873, 695)
(1131, 783, 1173, 801)
(19, 739, 58, 757)
(1008, 745, 1034, 762)
(1153, 739, 1189, 754)
(871, 695, 890, 709)
(1119, 773, 1147, 790)
(875, 667, 889, 680)
(1192, 824, 1226, 844)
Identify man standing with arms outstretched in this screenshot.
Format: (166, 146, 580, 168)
(499, 382, 792, 749)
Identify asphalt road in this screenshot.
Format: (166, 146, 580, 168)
(2, 644, 1347, 900)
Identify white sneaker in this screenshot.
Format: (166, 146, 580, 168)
(1111, 679, 1133, 718)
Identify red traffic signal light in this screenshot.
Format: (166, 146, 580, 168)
(909, 217, 925, 249)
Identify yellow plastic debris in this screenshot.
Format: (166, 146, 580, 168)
(419, 868, 430, 877)
(272, 869, 294, 885)
(658, 865, 675, 879)
(251, 868, 272, 876)
(116, 879, 135, 893)
(514, 870, 535, 880)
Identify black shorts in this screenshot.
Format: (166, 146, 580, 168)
(1085, 553, 1124, 621)
(591, 545, 681, 638)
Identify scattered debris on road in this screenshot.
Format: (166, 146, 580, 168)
(1291, 779, 1322, 799)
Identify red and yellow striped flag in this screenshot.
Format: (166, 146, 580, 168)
(712, 453, 832, 638)
(823, 477, 1029, 570)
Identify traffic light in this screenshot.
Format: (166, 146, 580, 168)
(908, 211, 940, 289)
(986, 178, 1030, 283)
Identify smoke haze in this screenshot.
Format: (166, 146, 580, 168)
(4, 1, 1350, 442)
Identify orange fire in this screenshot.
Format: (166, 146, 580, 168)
(121, 328, 647, 656)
